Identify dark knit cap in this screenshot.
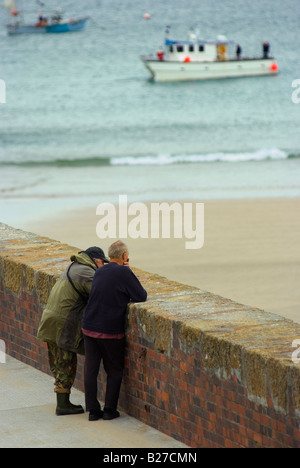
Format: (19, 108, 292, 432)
(80, 247, 109, 263)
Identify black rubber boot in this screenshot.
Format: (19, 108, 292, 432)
(56, 393, 84, 416)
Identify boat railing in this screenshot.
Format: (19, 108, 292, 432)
(227, 56, 275, 61)
(141, 54, 275, 63)
(141, 54, 157, 61)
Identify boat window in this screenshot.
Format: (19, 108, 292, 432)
(189, 45, 194, 52)
(199, 45, 205, 52)
(169, 45, 173, 52)
(177, 45, 184, 52)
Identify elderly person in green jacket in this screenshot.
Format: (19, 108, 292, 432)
(37, 246, 109, 416)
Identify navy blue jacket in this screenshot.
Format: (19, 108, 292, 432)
(82, 262, 147, 334)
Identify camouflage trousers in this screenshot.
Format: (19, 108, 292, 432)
(47, 342, 77, 394)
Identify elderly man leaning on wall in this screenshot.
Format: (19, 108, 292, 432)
(37, 246, 109, 415)
(82, 240, 147, 421)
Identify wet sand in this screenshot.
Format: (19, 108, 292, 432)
(25, 197, 300, 325)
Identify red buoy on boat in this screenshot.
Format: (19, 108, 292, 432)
(270, 63, 278, 72)
(10, 8, 19, 16)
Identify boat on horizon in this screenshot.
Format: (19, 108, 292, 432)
(141, 28, 279, 82)
(3, 0, 89, 35)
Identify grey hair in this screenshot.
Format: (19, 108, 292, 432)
(108, 240, 128, 259)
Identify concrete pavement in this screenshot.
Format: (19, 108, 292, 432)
(0, 355, 188, 448)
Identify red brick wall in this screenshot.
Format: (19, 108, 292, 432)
(1, 224, 300, 448)
(115, 310, 300, 448)
(0, 285, 49, 372)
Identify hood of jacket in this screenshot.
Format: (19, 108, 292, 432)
(70, 252, 97, 270)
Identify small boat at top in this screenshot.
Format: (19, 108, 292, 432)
(141, 27, 279, 82)
(3, 0, 89, 35)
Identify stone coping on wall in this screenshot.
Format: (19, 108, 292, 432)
(1, 222, 300, 420)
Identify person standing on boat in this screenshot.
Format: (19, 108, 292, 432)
(236, 44, 242, 59)
(262, 41, 270, 58)
(157, 47, 164, 61)
(37, 247, 110, 416)
(36, 15, 48, 27)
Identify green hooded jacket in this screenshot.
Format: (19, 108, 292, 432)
(37, 252, 97, 354)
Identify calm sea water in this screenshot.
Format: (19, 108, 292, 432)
(0, 0, 300, 226)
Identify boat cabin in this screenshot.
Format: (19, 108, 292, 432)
(163, 37, 232, 62)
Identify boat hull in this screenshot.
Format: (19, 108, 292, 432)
(7, 17, 88, 35)
(141, 57, 278, 81)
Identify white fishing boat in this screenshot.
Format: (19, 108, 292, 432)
(141, 28, 279, 82)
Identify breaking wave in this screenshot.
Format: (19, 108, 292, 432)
(0, 148, 298, 167)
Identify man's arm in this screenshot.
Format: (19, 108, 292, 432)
(125, 268, 147, 303)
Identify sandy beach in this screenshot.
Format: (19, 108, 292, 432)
(25, 197, 300, 325)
